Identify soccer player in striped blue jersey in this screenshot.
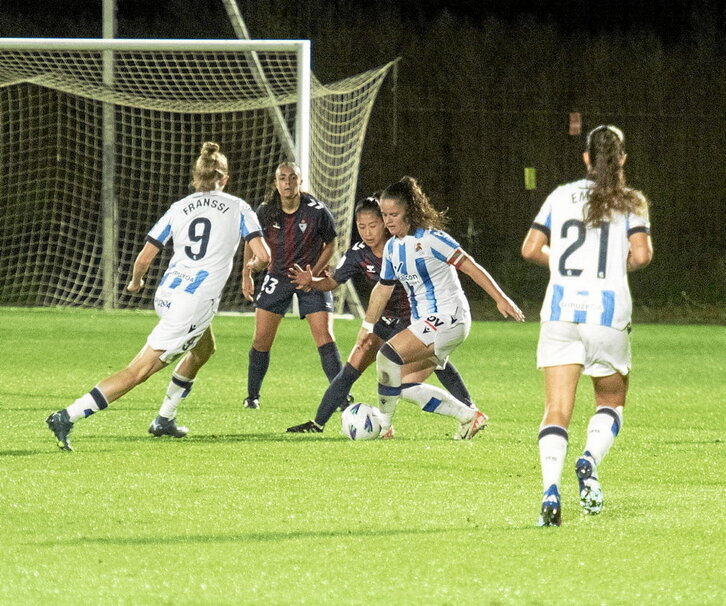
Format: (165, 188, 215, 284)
(356, 177, 525, 440)
(46, 142, 270, 451)
(285, 196, 475, 434)
(240, 161, 343, 410)
(522, 125, 653, 526)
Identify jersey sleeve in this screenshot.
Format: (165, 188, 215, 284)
(318, 203, 338, 243)
(531, 193, 554, 239)
(239, 201, 263, 241)
(427, 229, 466, 267)
(146, 208, 174, 249)
(379, 239, 397, 285)
(331, 249, 358, 284)
(626, 206, 651, 237)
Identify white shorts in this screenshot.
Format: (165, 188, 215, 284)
(407, 309, 471, 367)
(147, 288, 218, 363)
(537, 321, 631, 377)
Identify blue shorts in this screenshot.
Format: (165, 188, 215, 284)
(255, 273, 333, 318)
(373, 315, 410, 341)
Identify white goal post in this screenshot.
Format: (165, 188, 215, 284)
(0, 37, 392, 314)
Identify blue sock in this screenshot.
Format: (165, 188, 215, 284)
(247, 348, 270, 399)
(435, 361, 473, 407)
(314, 363, 361, 426)
(318, 341, 343, 382)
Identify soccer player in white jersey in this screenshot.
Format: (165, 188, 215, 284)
(46, 142, 270, 451)
(521, 125, 653, 526)
(356, 176, 524, 439)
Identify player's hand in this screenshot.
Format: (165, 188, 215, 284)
(126, 278, 144, 293)
(496, 296, 525, 322)
(241, 271, 255, 301)
(288, 263, 313, 291)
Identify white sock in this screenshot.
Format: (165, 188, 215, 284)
(66, 387, 109, 422)
(583, 406, 623, 466)
(538, 425, 568, 492)
(400, 382, 475, 423)
(158, 372, 194, 420)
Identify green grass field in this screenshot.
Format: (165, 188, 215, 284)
(1, 308, 724, 605)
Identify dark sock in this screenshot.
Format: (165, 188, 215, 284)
(247, 348, 270, 399)
(318, 341, 343, 382)
(314, 363, 361, 426)
(435, 361, 474, 407)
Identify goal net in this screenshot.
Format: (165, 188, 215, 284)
(0, 39, 392, 314)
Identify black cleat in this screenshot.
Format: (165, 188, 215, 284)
(148, 416, 188, 438)
(243, 397, 260, 409)
(338, 394, 354, 412)
(286, 420, 324, 433)
(46, 410, 74, 451)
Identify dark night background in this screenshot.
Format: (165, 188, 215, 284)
(0, 1, 724, 319)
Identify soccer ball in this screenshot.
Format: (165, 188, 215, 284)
(341, 403, 381, 441)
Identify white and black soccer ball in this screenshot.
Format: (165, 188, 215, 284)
(341, 403, 381, 440)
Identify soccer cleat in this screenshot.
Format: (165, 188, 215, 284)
(537, 484, 562, 527)
(286, 420, 324, 433)
(243, 397, 260, 409)
(338, 394, 354, 412)
(379, 425, 395, 440)
(148, 416, 188, 438)
(46, 410, 74, 451)
(576, 452, 603, 514)
(457, 410, 488, 440)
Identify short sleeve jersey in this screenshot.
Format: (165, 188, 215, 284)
(147, 190, 262, 298)
(333, 240, 410, 320)
(380, 228, 469, 320)
(257, 193, 337, 277)
(531, 178, 650, 329)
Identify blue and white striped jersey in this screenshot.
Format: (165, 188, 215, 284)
(146, 190, 262, 298)
(380, 228, 469, 320)
(532, 178, 650, 329)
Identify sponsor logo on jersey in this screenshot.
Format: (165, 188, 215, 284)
(394, 262, 421, 284)
(154, 297, 172, 309)
(366, 264, 376, 273)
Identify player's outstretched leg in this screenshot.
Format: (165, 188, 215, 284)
(399, 382, 487, 440)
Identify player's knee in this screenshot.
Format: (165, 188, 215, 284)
(377, 343, 403, 387)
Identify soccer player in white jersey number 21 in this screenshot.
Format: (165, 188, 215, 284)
(46, 142, 270, 451)
(356, 176, 525, 440)
(521, 125, 653, 526)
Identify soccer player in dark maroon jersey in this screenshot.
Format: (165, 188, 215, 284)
(285, 196, 474, 433)
(240, 162, 342, 409)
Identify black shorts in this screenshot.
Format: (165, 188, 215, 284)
(373, 316, 410, 341)
(255, 273, 333, 318)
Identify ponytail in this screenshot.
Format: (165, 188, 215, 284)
(585, 126, 647, 225)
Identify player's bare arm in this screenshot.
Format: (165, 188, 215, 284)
(127, 241, 160, 293)
(241, 236, 269, 301)
(521, 228, 550, 267)
(627, 231, 653, 272)
(310, 237, 337, 276)
(288, 263, 339, 292)
(355, 281, 395, 347)
(457, 254, 525, 322)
